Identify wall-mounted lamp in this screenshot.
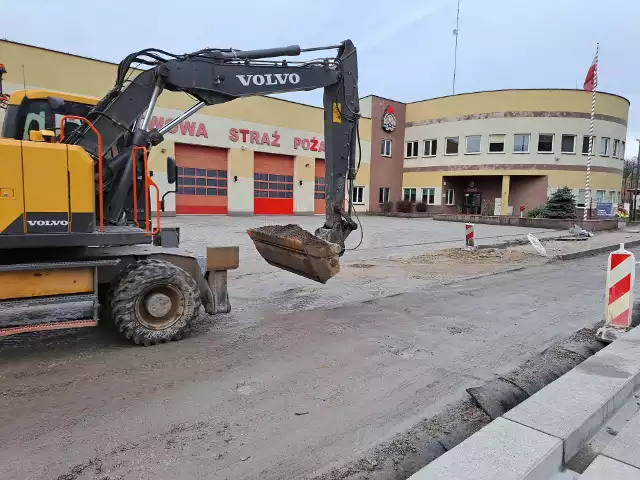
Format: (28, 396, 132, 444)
(233, 175, 238, 182)
(305, 163, 310, 167)
(299, 180, 303, 186)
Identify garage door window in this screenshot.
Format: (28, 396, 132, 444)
(177, 167, 227, 196)
(315, 176, 326, 200)
(254, 173, 294, 199)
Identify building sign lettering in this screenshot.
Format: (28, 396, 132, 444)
(149, 116, 208, 138)
(228, 128, 281, 147)
(294, 136, 325, 152)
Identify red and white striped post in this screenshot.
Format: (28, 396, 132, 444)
(597, 243, 635, 342)
(465, 223, 476, 250)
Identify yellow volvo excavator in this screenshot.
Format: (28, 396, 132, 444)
(0, 40, 360, 344)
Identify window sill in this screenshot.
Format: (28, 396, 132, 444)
(464, 152, 481, 155)
(445, 203, 455, 206)
(444, 153, 459, 156)
(352, 202, 365, 205)
(537, 151, 554, 154)
(488, 151, 505, 154)
(513, 151, 530, 154)
(381, 154, 392, 158)
(422, 154, 436, 158)
(561, 151, 576, 155)
(599, 154, 610, 157)
(404, 156, 418, 159)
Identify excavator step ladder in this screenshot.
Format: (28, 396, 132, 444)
(0, 259, 119, 336)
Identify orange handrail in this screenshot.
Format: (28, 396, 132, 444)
(60, 116, 104, 232)
(134, 146, 160, 236)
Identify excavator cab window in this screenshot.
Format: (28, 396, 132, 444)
(1, 97, 91, 141)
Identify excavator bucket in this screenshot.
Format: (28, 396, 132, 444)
(247, 224, 341, 283)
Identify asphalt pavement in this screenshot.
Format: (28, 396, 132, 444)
(0, 245, 624, 480)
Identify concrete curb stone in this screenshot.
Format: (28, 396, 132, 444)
(555, 239, 640, 261)
(579, 455, 640, 479)
(408, 417, 562, 480)
(504, 334, 640, 462)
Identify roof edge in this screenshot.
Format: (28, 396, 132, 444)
(408, 88, 630, 106)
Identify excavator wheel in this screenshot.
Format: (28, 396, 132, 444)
(106, 259, 201, 345)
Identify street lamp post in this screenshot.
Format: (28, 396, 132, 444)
(634, 138, 640, 222)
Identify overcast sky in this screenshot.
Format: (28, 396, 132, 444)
(2, 0, 638, 156)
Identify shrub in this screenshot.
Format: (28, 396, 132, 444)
(415, 202, 428, 212)
(396, 200, 413, 213)
(527, 205, 547, 218)
(380, 201, 393, 213)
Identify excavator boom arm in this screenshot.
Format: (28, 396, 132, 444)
(64, 40, 360, 282)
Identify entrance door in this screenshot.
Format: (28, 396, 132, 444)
(253, 153, 294, 214)
(314, 160, 326, 214)
(463, 192, 482, 214)
(175, 144, 228, 214)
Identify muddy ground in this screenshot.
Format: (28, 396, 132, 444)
(0, 239, 621, 480)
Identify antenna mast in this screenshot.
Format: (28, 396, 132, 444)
(452, 0, 460, 95)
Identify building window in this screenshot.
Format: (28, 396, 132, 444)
(445, 188, 455, 205)
(488, 134, 505, 153)
(608, 190, 620, 203)
(423, 139, 437, 157)
(582, 135, 591, 155)
(621, 141, 626, 159)
(537, 134, 554, 153)
(465, 135, 481, 154)
(379, 187, 390, 204)
(422, 188, 436, 205)
(577, 189, 586, 207)
(600, 137, 610, 156)
(596, 190, 605, 203)
(613, 139, 620, 158)
(180, 168, 228, 196)
(445, 137, 459, 155)
(403, 188, 417, 203)
(253, 172, 292, 199)
(561, 135, 576, 154)
(405, 141, 419, 158)
(381, 139, 392, 157)
(314, 176, 326, 200)
(514, 134, 530, 153)
(351, 186, 364, 204)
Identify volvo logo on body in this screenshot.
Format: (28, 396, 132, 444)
(27, 220, 69, 227)
(236, 73, 301, 87)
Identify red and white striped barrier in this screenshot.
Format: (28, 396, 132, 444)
(605, 244, 635, 328)
(465, 223, 475, 249)
(598, 243, 635, 342)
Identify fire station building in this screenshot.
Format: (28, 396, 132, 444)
(0, 40, 629, 216)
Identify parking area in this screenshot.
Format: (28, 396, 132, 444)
(163, 215, 560, 312)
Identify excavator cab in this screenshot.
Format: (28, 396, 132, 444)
(1, 90, 97, 141)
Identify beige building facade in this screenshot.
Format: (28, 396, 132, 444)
(0, 40, 629, 217)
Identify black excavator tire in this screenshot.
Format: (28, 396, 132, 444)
(107, 259, 201, 346)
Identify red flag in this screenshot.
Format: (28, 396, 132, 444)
(584, 55, 597, 91)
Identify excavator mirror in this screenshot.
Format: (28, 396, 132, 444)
(47, 96, 65, 111)
(167, 156, 177, 184)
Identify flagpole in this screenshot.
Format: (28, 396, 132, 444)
(584, 43, 599, 221)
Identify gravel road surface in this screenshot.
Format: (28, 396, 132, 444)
(0, 241, 621, 480)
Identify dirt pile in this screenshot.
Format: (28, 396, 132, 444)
(409, 247, 538, 265)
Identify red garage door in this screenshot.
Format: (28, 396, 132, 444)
(175, 144, 228, 214)
(254, 153, 294, 214)
(314, 160, 326, 214)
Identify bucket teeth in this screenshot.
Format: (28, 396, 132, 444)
(247, 224, 341, 283)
